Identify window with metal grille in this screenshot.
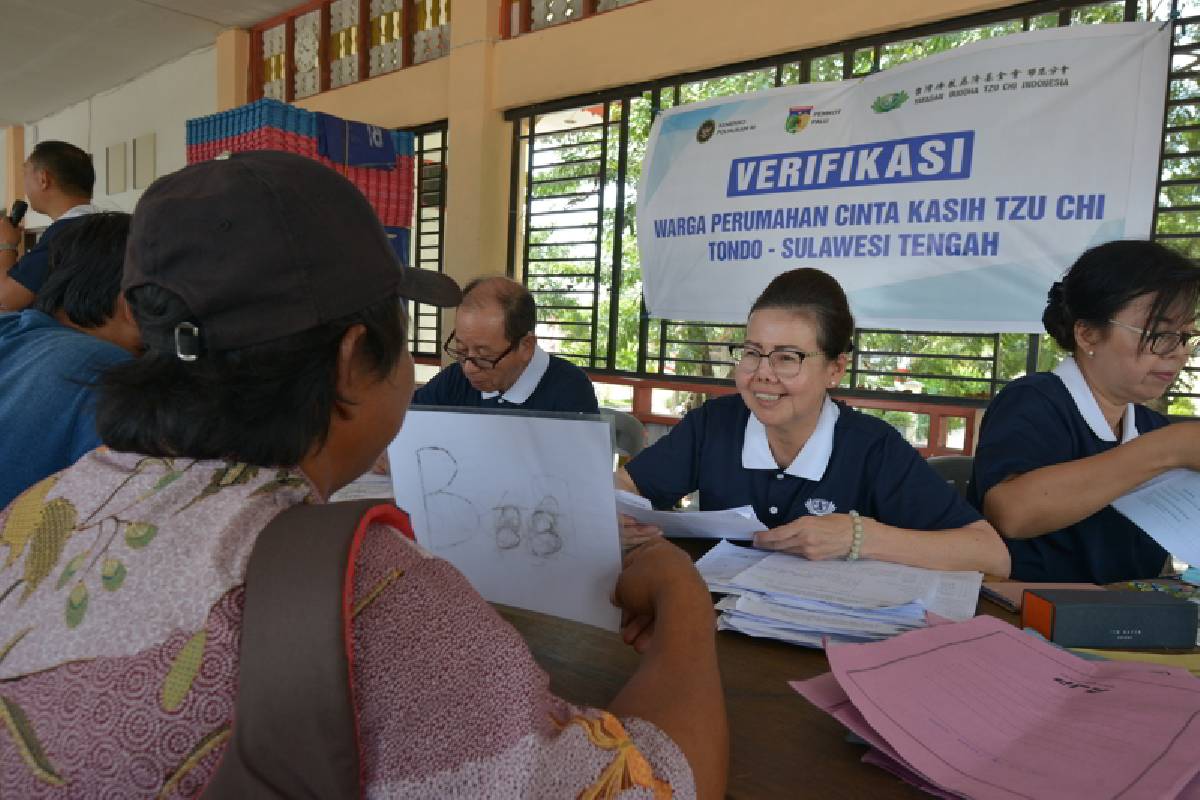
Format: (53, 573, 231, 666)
(405, 121, 448, 359)
(507, 0, 1199, 422)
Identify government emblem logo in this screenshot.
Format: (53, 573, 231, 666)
(785, 105, 813, 134)
(805, 498, 836, 516)
(696, 119, 716, 143)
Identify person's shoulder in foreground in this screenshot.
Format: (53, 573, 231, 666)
(0, 212, 138, 509)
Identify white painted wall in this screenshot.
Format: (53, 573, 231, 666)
(23, 45, 215, 229)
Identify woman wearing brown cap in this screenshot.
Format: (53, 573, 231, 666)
(0, 152, 725, 798)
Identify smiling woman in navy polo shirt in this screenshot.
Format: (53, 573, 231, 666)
(970, 240, 1200, 584)
(618, 268, 1011, 575)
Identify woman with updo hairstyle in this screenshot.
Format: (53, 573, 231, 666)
(969, 240, 1200, 583)
(618, 267, 1010, 576)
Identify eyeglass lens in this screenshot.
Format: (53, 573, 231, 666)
(731, 347, 805, 378)
(1152, 331, 1199, 356)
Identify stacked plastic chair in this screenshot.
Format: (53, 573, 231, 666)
(185, 99, 414, 258)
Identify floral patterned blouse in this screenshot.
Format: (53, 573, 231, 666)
(0, 448, 692, 798)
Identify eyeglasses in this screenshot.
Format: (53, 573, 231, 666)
(443, 330, 518, 370)
(728, 344, 817, 379)
(1108, 319, 1200, 357)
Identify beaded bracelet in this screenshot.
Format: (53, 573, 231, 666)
(847, 510, 865, 561)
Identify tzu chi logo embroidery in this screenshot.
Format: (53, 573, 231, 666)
(805, 498, 836, 516)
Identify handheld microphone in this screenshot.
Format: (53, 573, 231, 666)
(7, 200, 27, 226)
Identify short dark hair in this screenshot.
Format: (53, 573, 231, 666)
(461, 276, 536, 343)
(749, 268, 855, 358)
(96, 287, 407, 465)
(28, 140, 95, 197)
(33, 212, 130, 327)
(1043, 240, 1200, 353)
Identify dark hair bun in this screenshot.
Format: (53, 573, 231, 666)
(749, 268, 854, 358)
(1042, 240, 1200, 357)
(1042, 280, 1073, 350)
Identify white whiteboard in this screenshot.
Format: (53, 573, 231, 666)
(388, 407, 622, 631)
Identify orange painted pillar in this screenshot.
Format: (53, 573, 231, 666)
(216, 29, 252, 111)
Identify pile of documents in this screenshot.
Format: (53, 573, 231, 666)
(696, 540, 983, 647)
(794, 615, 1200, 799)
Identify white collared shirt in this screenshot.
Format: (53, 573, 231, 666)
(741, 395, 841, 480)
(57, 203, 100, 222)
(480, 344, 550, 405)
(1052, 356, 1139, 444)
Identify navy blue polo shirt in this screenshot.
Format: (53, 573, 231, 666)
(625, 394, 981, 532)
(413, 348, 598, 413)
(9, 214, 89, 294)
(969, 366, 1171, 584)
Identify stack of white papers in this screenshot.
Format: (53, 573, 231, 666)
(695, 540, 983, 647)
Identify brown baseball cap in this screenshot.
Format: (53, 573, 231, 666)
(124, 150, 460, 357)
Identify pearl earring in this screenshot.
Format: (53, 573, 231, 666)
(1087, 350, 1095, 357)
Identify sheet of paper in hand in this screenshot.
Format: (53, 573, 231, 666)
(388, 407, 622, 631)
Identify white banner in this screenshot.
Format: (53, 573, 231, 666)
(637, 22, 1170, 331)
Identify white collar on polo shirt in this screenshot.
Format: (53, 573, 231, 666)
(1052, 356, 1139, 444)
(480, 344, 550, 404)
(742, 394, 841, 480)
(58, 204, 100, 221)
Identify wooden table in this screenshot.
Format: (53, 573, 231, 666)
(499, 603, 942, 799)
(496, 537, 1020, 800)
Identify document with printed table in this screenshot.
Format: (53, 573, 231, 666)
(794, 615, 1200, 799)
(730, 553, 982, 621)
(1112, 468, 1200, 565)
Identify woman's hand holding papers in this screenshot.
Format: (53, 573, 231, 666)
(754, 513, 857, 560)
(609, 539, 729, 799)
(619, 513, 664, 550)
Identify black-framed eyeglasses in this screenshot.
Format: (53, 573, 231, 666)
(1109, 319, 1200, 357)
(443, 330, 518, 370)
(728, 344, 817, 379)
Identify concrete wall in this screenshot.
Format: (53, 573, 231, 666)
(22, 46, 216, 228)
(2, 128, 22, 220)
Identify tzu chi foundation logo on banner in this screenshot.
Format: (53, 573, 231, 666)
(785, 105, 813, 134)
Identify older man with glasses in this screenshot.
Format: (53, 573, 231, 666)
(414, 276, 598, 413)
